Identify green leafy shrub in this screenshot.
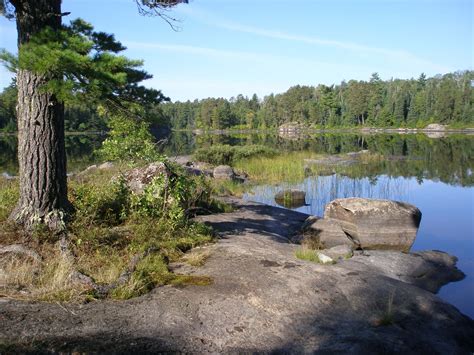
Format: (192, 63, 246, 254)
(194, 144, 276, 165)
(70, 176, 130, 226)
(0, 179, 18, 222)
(98, 114, 163, 164)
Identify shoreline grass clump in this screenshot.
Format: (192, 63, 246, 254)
(234, 151, 322, 184)
(194, 144, 276, 165)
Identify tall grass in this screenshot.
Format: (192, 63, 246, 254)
(234, 151, 323, 184)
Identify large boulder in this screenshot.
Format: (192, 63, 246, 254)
(424, 123, 447, 131)
(274, 189, 306, 208)
(213, 165, 235, 180)
(296, 216, 355, 249)
(424, 124, 447, 138)
(324, 198, 422, 251)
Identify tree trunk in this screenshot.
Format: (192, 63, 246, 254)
(9, 0, 71, 230)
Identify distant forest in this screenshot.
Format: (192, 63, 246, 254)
(0, 71, 472, 132)
(163, 71, 473, 130)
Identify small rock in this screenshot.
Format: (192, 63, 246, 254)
(324, 198, 422, 251)
(323, 244, 353, 261)
(213, 165, 235, 180)
(315, 252, 335, 264)
(274, 189, 306, 208)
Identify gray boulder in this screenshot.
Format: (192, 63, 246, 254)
(213, 165, 235, 180)
(324, 198, 421, 251)
(274, 189, 306, 208)
(98, 162, 114, 170)
(297, 216, 355, 249)
(124, 162, 171, 194)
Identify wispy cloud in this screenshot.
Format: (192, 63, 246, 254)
(177, 6, 452, 73)
(125, 41, 266, 62)
(125, 40, 373, 73)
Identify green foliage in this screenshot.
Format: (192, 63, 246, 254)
(0, 18, 169, 131)
(0, 178, 18, 222)
(1, 19, 168, 111)
(98, 114, 163, 164)
(130, 175, 186, 224)
(70, 176, 130, 226)
(0, 82, 16, 132)
(295, 248, 320, 262)
(295, 248, 335, 264)
(162, 71, 474, 130)
(194, 144, 276, 165)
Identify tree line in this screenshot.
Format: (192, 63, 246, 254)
(162, 71, 473, 130)
(1, 70, 472, 133)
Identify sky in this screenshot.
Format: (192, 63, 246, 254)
(0, 0, 472, 102)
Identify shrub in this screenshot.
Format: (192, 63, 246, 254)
(70, 176, 130, 226)
(98, 114, 163, 164)
(0, 179, 18, 222)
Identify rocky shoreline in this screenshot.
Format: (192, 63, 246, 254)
(1, 195, 473, 353)
(1, 158, 473, 353)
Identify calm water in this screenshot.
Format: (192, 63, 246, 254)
(1, 131, 473, 317)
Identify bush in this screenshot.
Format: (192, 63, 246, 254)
(194, 144, 276, 165)
(70, 176, 130, 226)
(98, 114, 163, 164)
(0, 179, 18, 222)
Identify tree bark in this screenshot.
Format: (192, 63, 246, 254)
(9, 0, 71, 230)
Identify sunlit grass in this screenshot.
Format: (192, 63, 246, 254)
(234, 151, 324, 184)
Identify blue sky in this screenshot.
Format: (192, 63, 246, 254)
(0, 0, 472, 101)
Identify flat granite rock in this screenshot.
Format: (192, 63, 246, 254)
(0, 197, 472, 353)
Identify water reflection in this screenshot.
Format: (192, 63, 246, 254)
(163, 131, 474, 187)
(244, 174, 413, 217)
(0, 134, 104, 175)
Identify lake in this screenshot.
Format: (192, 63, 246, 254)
(1, 131, 473, 318)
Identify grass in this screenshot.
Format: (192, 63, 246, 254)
(0, 163, 216, 302)
(194, 144, 276, 165)
(234, 151, 323, 184)
(181, 248, 211, 267)
(373, 290, 396, 327)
